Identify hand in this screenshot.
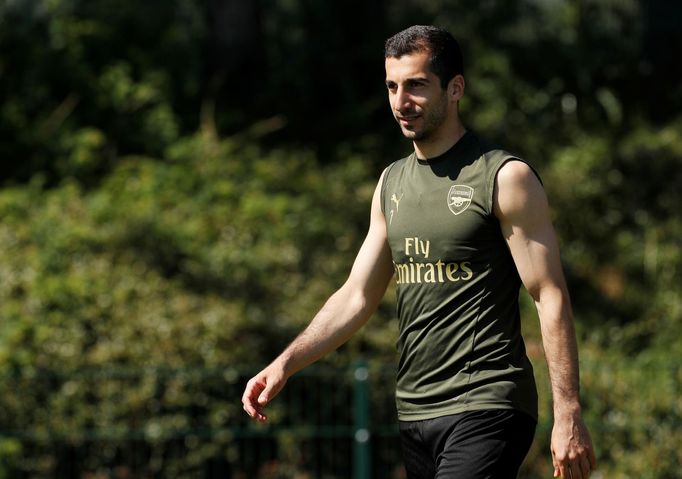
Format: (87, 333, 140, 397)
(551, 413, 597, 478)
(241, 362, 287, 423)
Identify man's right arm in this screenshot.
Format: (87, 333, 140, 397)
(241, 172, 394, 422)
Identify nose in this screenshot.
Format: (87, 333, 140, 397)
(393, 86, 413, 113)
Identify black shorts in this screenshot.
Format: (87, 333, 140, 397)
(399, 409, 536, 479)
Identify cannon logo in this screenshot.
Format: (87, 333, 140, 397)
(447, 185, 474, 215)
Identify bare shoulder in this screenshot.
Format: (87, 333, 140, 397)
(496, 160, 539, 189)
(494, 160, 547, 220)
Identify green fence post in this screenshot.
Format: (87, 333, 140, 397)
(353, 360, 371, 479)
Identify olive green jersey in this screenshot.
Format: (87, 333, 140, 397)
(381, 131, 538, 421)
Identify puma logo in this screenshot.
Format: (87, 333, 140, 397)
(391, 193, 404, 212)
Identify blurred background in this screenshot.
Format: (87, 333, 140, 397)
(0, 0, 680, 477)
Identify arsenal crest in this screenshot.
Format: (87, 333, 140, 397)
(447, 185, 474, 215)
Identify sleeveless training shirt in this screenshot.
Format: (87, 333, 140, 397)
(381, 131, 538, 421)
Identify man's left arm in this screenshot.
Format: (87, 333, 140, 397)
(494, 160, 597, 479)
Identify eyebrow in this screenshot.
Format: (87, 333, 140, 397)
(407, 77, 430, 84)
(385, 76, 431, 86)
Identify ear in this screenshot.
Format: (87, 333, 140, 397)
(448, 75, 465, 102)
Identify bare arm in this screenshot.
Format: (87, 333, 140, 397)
(241, 172, 394, 422)
(494, 161, 596, 479)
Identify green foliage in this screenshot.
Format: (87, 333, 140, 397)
(580, 351, 681, 478)
(0, 0, 202, 183)
(0, 132, 386, 475)
(546, 120, 682, 348)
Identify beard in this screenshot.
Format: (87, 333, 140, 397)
(396, 93, 449, 141)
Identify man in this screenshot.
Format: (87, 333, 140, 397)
(242, 25, 596, 478)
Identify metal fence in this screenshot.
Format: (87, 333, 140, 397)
(1, 359, 680, 478)
(229, 360, 403, 478)
(0, 361, 404, 478)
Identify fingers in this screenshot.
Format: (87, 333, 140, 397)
(577, 455, 591, 478)
(241, 376, 268, 422)
(588, 444, 598, 470)
(257, 384, 273, 406)
(551, 418, 597, 479)
(555, 462, 574, 479)
(241, 368, 287, 423)
(554, 455, 595, 479)
(559, 463, 569, 479)
(552, 454, 561, 477)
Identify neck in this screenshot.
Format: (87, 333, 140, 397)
(413, 121, 467, 160)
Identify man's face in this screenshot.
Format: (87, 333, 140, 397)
(385, 51, 449, 141)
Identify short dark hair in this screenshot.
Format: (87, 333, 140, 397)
(384, 25, 464, 89)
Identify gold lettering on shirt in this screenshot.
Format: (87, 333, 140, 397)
(395, 237, 474, 285)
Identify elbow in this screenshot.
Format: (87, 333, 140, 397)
(533, 285, 572, 320)
(340, 282, 375, 323)
(349, 288, 372, 319)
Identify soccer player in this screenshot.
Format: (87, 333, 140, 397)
(243, 25, 596, 478)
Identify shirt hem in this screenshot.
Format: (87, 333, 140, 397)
(397, 402, 538, 422)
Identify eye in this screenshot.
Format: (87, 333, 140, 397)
(385, 81, 397, 92)
(407, 79, 426, 89)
